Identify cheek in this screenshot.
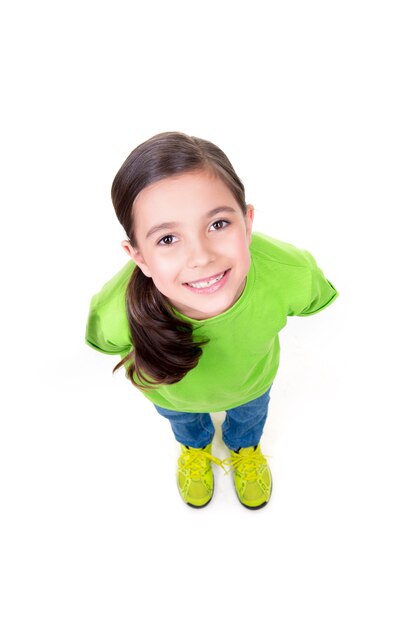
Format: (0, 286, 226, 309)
(237, 244, 252, 280)
(235, 236, 252, 265)
(148, 256, 181, 287)
(241, 249, 252, 274)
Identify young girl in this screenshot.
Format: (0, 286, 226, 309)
(85, 131, 338, 510)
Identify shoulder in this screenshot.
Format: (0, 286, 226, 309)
(250, 232, 315, 270)
(90, 259, 137, 309)
(249, 232, 334, 316)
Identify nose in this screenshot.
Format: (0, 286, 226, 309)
(186, 235, 216, 269)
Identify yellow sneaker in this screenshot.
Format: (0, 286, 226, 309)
(177, 443, 223, 508)
(224, 445, 272, 509)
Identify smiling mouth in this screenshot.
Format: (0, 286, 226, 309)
(184, 270, 227, 289)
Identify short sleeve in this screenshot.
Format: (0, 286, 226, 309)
(298, 251, 339, 317)
(84, 262, 134, 357)
(85, 304, 130, 355)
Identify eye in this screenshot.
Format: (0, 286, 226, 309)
(210, 219, 230, 231)
(157, 234, 178, 246)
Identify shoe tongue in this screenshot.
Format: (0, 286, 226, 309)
(237, 446, 257, 456)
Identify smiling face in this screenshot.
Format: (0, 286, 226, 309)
(121, 169, 254, 320)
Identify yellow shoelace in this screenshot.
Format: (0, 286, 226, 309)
(222, 449, 270, 481)
(180, 447, 226, 479)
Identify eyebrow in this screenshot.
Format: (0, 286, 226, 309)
(145, 205, 238, 239)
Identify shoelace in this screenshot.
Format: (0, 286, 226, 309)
(181, 448, 226, 479)
(222, 449, 270, 481)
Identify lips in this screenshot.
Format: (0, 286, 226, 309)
(185, 271, 226, 289)
(183, 269, 230, 294)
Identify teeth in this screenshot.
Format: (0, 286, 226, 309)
(188, 272, 225, 289)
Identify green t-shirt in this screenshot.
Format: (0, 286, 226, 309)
(85, 233, 338, 412)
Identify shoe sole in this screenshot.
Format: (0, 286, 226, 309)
(241, 500, 268, 510)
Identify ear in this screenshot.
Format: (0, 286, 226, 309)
(121, 240, 152, 277)
(245, 204, 255, 239)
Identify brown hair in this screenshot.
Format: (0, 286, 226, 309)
(111, 131, 247, 390)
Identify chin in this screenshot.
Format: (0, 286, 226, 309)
(198, 299, 234, 319)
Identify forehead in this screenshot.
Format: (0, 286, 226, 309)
(132, 169, 237, 218)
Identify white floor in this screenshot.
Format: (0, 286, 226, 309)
(2, 1, 417, 623)
(2, 302, 416, 625)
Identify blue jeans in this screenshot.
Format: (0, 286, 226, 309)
(154, 387, 272, 450)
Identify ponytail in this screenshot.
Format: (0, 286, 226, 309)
(113, 266, 207, 390)
(111, 131, 247, 391)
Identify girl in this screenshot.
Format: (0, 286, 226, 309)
(85, 131, 338, 510)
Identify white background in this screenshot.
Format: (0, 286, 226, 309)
(1, 1, 417, 624)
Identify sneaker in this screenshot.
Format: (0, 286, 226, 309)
(177, 443, 223, 508)
(224, 445, 272, 509)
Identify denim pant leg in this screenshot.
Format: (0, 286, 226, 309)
(153, 405, 215, 449)
(222, 387, 272, 451)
